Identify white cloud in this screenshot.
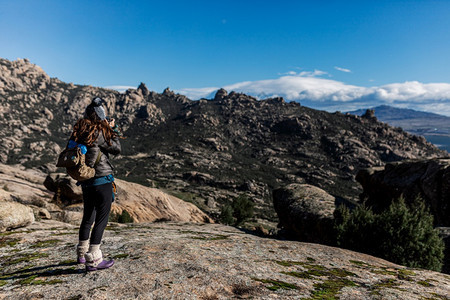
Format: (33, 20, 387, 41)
(278, 69, 328, 77)
(104, 85, 136, 93)
(176, 87, 218, 99)
(334, 66, 352, 73)
(297, 69, 328, 77)
(176, 76, 450, 116)
(280, 71, 297, 76)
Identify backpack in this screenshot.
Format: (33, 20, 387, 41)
(56, 143, 102, 182)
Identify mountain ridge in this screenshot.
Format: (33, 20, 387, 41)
(0, 57, 447, 224)
(349, 105, 450, 135)
(349, 105, 450, 153)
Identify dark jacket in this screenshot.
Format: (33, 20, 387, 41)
(85, 131, 121, 177)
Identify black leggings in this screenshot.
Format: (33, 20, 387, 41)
(79, 182, 113, 244)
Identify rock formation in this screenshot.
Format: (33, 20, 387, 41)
(273, 184, 336, 244)
(0, 219, 449, 299)
(0, 201, 34, 231)
(44, 173, 83, 206)
(356, 158, 450, 227)
(111, 179, 212, 223)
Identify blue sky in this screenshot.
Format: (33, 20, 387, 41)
(1, 0, 450, 114)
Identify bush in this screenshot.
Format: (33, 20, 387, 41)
(109, 209, 134, 223)
(334, 203, 376, 255)
(334, 196, 444, 272)
(219, 204, 234, 225)
(232, 194, 254, 226)
(219, 194, 255, 226)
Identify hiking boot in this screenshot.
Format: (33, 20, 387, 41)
(85, 259, 114, 271)
(84, 244, 114, 271)
(76, 240, 89, 264)
(77, 257, 86, 264)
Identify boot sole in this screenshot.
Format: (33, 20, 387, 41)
(85, 261, 114, 272)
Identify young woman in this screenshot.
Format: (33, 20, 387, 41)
(70, 97, 121, 271)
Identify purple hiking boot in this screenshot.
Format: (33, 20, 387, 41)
(86, 259, 114, 272)
(77, 257, 86, 264)
(77, 242, 89, 265)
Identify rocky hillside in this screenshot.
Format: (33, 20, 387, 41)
(1, 219, 449, 299)
(0, 58, 447, 224)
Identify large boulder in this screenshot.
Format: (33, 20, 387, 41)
(0, 164, 50, 204)
(44, 173, 83, 206)
(273, 184, 336, 244)
(356, 158, 450, 226)
(112, 179, 212, 223)
(0, 200, 35, 231)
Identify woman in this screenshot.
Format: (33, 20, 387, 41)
(70, 97, 121, 271)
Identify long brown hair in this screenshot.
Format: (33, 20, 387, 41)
(71, 118, 116, 146)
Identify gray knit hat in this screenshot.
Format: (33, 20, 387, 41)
(85, 97, 106, 120)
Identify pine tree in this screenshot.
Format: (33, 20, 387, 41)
(334, 196, 444, 271)
(219, 204, 235, 225)
(232, 194, 254, 226)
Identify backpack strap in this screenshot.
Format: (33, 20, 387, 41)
(93, 150, 102, 167)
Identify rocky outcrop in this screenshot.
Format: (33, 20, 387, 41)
(356, 158, 450, 227)
(1, 220, 449, 299)
(214, 88, 228, 101)
(273, 184, 336, 244)
(0, 57, 448, 225)
(112, 179, 213, 223)
(0, 200, 34, 231)
(0, 164, 51, 204)
(43, 173, 83, 206)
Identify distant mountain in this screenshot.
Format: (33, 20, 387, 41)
(349, 105, 450, 136)
(349, 105, 450, 153)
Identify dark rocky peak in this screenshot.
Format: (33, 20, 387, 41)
(214, 88, 228, 101)
(265, 97, 286, 105)
(362, 108, 377, 121)
(174, 94, 191, 104)
(220, 91, 258, 108)
(163, 87, 175, 96)
(137, 82, 150, 97)
(227, 91, 256, 101)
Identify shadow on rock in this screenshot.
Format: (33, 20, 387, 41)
(1, 261, 84, 282)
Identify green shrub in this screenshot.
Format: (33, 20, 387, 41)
(232, 194, 254, 226)
(109, 209, 134, 223)
(334, 203, 376, 255)
(219, 204, 235, 225)
(334, 196, 444, 272)
(219, 194, 255, 226)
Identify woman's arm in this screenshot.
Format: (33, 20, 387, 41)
(96, 131, 121, 155)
